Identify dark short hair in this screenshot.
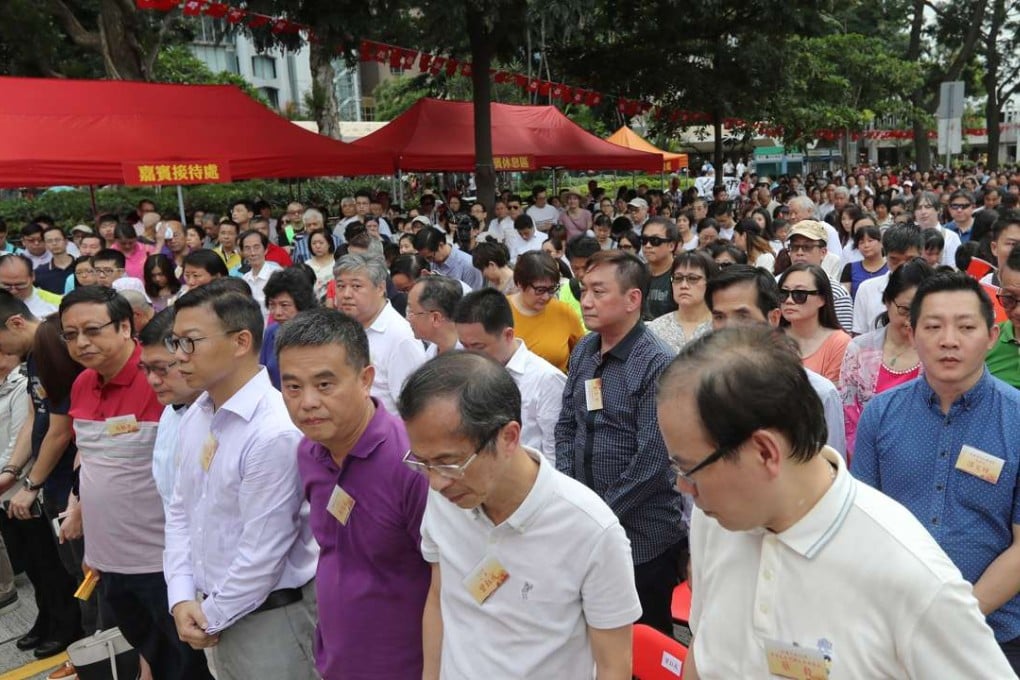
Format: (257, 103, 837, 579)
(513, 214, 535, 232)
(93, 248, 126, 269)
(173, 279, 265, 353)
(565, 235, 601, 261)
(263, 267, 317, 311)
(390, 253, 429, 282)
(217, 220, 240, 235)
(658, 325, 826, 464)
(137, 306, 176, 347)
(41, 225, 66, 240)
(113, 223, 137, 241)
(59, 285, 134, 336)
(851, 224, 882, 249)
(949, 189, 974, 205)
(308, 229, 336, 255)
(642, 217, 679, 242)
(0, 289, 35, 325)
(413, 275, 463, 319)
(991, 210, 1020, 242)
(20, 223, 44, 239)
(514, 251, 561, 289)
(1006, 243, 1020, 274)
(96, 213, 119, 226)
(910, 271, 995, 330)
(882, 224, 923, 255)
(584, 249, 650, 301)
(275, 307, 370, 371)
(413, 227, 445, 252)
(878, 258, 936, 329)
(709, 243, 748, 265)
(0, 253, 33, 277)
(239, 229, 268, 249)
(672, 250, 720, 279)
(397, 351, 521, 450)
(471, 241, 510, 270)
(183, 249, 229, 278)
(452, 287, 515, 334)
(230, 199, 255, 213)
(705, 264, 780, 316)
(923, 229, 945, 252)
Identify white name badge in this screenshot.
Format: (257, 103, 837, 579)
(955, 445, 1005, 485)
(764, 639, 830, 679)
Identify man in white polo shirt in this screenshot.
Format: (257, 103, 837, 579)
(334, 253, 426, 413)
(399, 352, 639, 680)
(656, 325, 1011, 679)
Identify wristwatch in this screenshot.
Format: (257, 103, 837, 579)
(22, 477, 44, 492)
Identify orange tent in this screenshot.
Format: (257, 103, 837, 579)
(605, 126, 688, 172)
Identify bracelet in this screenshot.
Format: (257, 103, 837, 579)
(0, 465, 20, 478)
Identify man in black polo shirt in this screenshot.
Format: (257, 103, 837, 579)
(555, 249, 686, 635)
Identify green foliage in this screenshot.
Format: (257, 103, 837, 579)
(153, 45, 269, 105)
(0, 0, 103, 78)
(0, 179, 363, 230)
(371, 71, 530, 121)
(766, 33, 925, 145)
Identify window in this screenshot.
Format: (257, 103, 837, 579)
(260, 87, 280, 108)
(389, 65, 403, 75)
(362, 105, 375, 121)
(251, 56, 277, 80)
(194, 17, 223, 44)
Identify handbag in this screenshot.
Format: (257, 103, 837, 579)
(66, 628, 140, 680)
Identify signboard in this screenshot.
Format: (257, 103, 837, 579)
(122, 161, 230, 186)
(493, 155, 536, 171)
(937, 118, 962, 155)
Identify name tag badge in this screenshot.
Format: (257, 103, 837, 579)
(764, 639, 830, 679)
(955, 445, 1005, 485)
(463, 555, 510, 605)
(584, 378, 604, 411)
(327, 485, 356, 525)
(105, 414, 139, 436)
(200, 434, 217, 472)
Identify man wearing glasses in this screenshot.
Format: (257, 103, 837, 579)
(945, 190, 977, 243)
(983, 212, 1020, 289)
(276, 308, 430, 680)
(400, 351, 640, 680)
(17, 223, 53, 270)
(658, 325, 1011, 679)
(986, 244, 1020, 388)
(164, 281, 318, 679)
(90, 249, 126, 289)
(0, 254, 59, 317)
(640, 218, 679, 319)
(60, 286, 212, 679)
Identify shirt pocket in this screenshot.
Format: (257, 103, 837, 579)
(951, 459, 1015, 519)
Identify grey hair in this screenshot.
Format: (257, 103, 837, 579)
(788, 195, 816, 216)
(119, 289, 153, 313)
(303, 208, 324, 225)
(274, 307, 370, 370)
(833, 186, 850, 199)
(340, 197, 356, 207)
(414, 275, 463, 319)
(334, 252, 389, 287)
(911, 191, 941, 211)
(398, 352, 521, 449)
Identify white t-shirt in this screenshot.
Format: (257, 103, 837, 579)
(420, 448, 641, 680)
(689, 447, 1012, 679)
(525, 204, 560, 230)
(852, 272, 889, 335)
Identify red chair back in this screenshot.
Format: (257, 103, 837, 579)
(632, 623, 687, 679)
(671, 581, 692, 624)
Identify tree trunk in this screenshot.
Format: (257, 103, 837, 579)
(98, 0, 146, 79)
(982, 0, 1006, 171)
(309, 40, 342, 140)
(912, 117, 931, 171)
(467, 7, 495, 213)
(712, 113, 723, 180)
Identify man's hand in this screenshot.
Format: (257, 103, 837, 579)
(59, 494, 83, 543)
(0, 471, 18, 496)
(171, 601, 220, 649)
(7, 488, 39, 520)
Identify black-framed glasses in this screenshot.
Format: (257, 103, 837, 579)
(59, 320, 116, 343)
(892, 299, 913, 317)
(779, 288, 820, 304)
(641, 236, 674, 247)
(786, 242, 822, 254)
(671, 273, 705, 286)
(402, 423, 507, 479)
(95, 267, 124, 278)
(670, 440, 743, 487)
(0, 281, 31, 292)
(138, 360, 178, 378)
(528, 283, 561, 297)
(997, 293, 1019, 310)
(165, 330, 242, 355)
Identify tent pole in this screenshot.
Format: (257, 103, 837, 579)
(176, 185, 186, 223)
(396, 169, 403, 209)
(88, 185, 97, 218)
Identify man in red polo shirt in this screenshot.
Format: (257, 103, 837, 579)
(60, 286, 212, 680)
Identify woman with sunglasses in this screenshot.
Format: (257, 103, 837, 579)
(615, 230, 641, 254)
(507, 251, 584, 372)
(777, 263, 851, 383)
(648, 252, 719, 353)
(839, 259, 933, 456)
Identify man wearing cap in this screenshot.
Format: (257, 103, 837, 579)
(69, 224, 93, 250)
(525, 186, 560, 233)
(784, 221, 853, 333)
(507, 215, 548, 265)
(626, 198, 649, 230)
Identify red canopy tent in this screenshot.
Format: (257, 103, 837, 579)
(0, 76, 390, 188)
(351, 99, 663, 173)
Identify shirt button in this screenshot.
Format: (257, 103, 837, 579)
(759, 603, 770, 614)
(939, 451, 948, 458)
(936, 484, 944, 491)
(931, 517, 939, 525)
(763, 569, 774, 581)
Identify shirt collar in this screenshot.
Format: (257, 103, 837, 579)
(999, 320, 1017, 345)
(197, 367, 271, 422)
(472, 446, 552, 533)
(921, 368, 992, 412)
(308, 397, 389, 466)
(774, 447, 856, 559)
(103, 343, 144, 388)
(367, 300, 395, 333)
(601, 321, 646, 361)
(504, 339, 531, 376)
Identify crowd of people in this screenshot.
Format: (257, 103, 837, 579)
(0, 160, 1018, 679)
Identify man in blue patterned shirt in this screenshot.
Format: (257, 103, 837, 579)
(555, 249, 686, 635)
(853, 272, 1020, 672)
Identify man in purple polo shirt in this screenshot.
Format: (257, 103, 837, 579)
(277, 307, 430, 680)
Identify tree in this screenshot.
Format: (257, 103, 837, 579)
(980, 0, 1020, 170)
(153, 44, 268, 104)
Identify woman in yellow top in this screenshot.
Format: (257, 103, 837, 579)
(508, 251, 585, 371)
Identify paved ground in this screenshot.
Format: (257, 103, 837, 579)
(0, 575, 68, 680)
